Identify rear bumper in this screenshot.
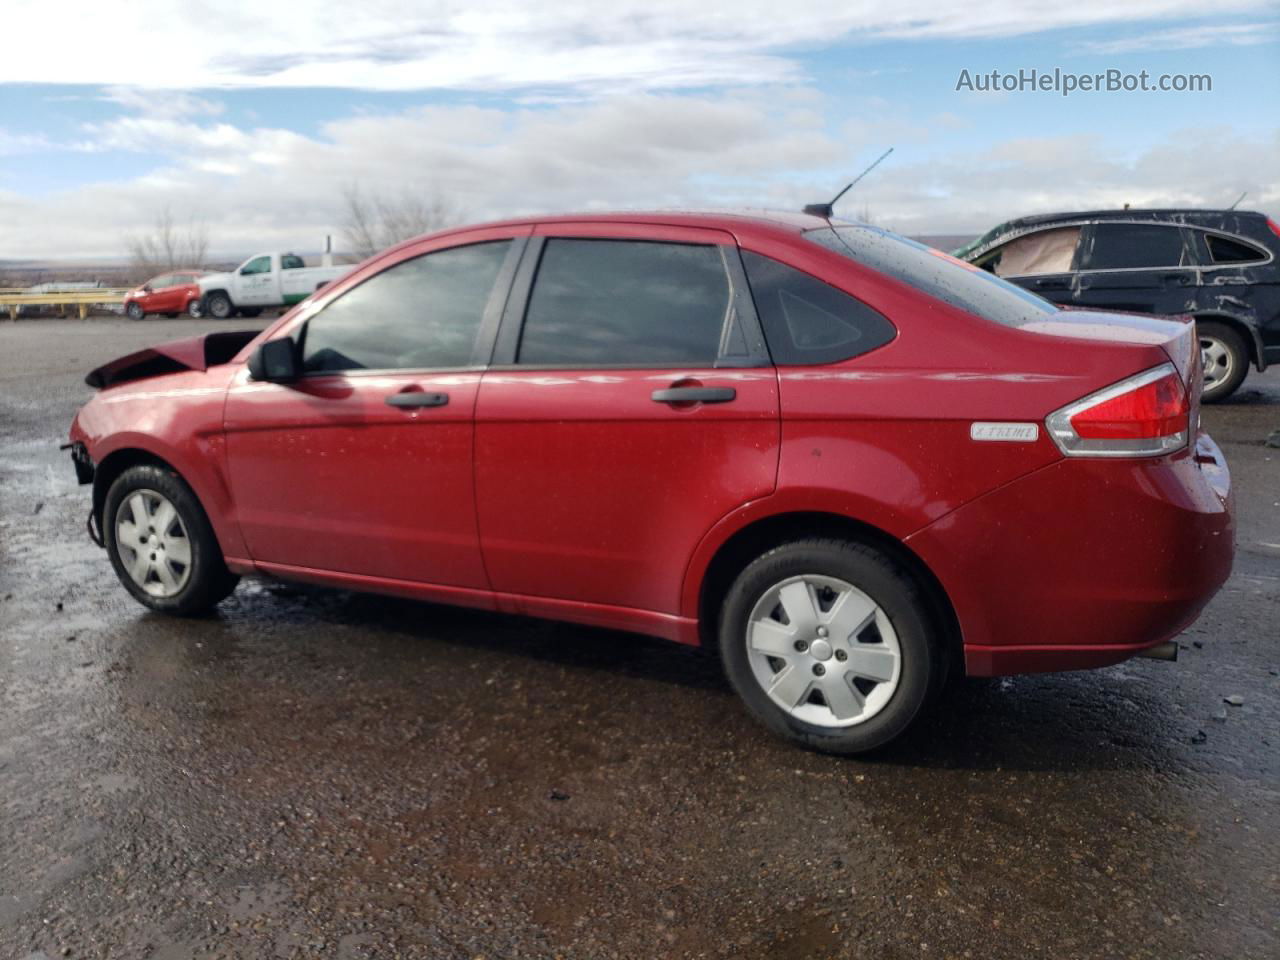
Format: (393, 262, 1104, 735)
(906, 434, 1234, 676)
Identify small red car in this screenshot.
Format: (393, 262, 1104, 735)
(68, 212, 1234, 753)
(124, 271, 206, 320)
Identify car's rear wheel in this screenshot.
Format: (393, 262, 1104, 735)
(103, 465, 239, 615)
(205, 291, 234, 320)
(185, 299, 202, 318)
(1198, 320, 1249, 403)
(719, 539, 940, 755)
(126, 302, 145, 320)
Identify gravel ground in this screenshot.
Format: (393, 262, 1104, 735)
(1, 317, 1277, 960)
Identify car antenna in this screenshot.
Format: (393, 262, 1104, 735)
(1227, 190, 1247, 210)
(803, 147, 894, 219)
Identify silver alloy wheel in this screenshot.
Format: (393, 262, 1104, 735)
(187, 299, 202, 318)
(1201, 334, 1234, 392)
(114, 489, 192, 598)
(745, 574, 902, 728)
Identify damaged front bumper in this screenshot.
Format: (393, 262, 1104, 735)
(60, 441, 104, 548)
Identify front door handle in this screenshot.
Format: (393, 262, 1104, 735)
(651, 386, 736, 404)
(386, 391, 449, 409)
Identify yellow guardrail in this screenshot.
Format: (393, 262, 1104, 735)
(0, 289, 132, 320)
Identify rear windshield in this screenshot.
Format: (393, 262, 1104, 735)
(808, 225, 1059, 328)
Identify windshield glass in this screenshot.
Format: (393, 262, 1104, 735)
(807, 225, 1058, 328)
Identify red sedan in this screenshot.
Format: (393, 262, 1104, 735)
(67, 212, 1233, 753)
(123, 270, 206, 319)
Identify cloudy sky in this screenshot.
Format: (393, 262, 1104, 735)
(1, 1, 1277, 260)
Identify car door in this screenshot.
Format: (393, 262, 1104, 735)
(223, 229, 527, 588)
(236, 256, 277, 306)
(474, 223, 780, 617)
(142, 274, 170, 313)
(1073, 221, 1198, 314)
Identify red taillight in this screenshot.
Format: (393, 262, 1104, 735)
(1069, 370, 1188, 439)
(1047, 364, 1190, 457)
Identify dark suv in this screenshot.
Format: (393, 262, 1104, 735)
(955, 209, 1280, 401)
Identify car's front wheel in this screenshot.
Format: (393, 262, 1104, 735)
(205, 291, 234, 320)
(1198, 320, 1249, 403)
(125, 302, 145, 321)
(719, 539, 941, 755)
(103, 465, 239, 615)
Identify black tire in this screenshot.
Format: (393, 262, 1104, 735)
(719, 539, 941, 755)
(238, 307, 263, 318)
(103, 465, 239, 616)
(205, 291, 234, 320)
(1197, 320, 1249, 403)
(185, 298, 202, 319)
(126, 302, 145, 320)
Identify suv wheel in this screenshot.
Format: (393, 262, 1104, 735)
(719, 539, 940, 755)
(103, 465, 239, 615)
(1198, 320, 1249, 403)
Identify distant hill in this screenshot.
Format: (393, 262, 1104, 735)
(910, 234, 976, 252)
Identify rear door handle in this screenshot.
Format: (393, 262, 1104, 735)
(651, 386, 736, 404)
(385, 392, 449, 409)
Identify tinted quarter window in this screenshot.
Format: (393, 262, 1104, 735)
(808, 226, 1057, 329)
(743, 252, 894, 364)
(1080, 223, 1190, 269)
(1203, 232, 1267, 264)
(518, 239, 732, 366)
(302, 240, 510, 373)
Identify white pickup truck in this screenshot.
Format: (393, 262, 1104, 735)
(198, 252, 352, 319)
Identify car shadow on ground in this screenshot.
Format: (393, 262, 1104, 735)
(115, 579, 1189, 778)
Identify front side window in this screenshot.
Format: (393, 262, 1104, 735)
(281, 254, 306, 270)
(742, 252, 894, 365)
(302, 240, 510, 373)
(518, 239, 733, 366)
(150, 275, 172, 290)
(241, 256, 271, 275)
(1080, 223, 1190, 269)
(987, 227, 1081, 277)
(808, 225, 1058, 329)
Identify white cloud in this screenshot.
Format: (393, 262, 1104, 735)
(1075, 21, 1280, 55)
(2, 1, 1274, 91)
(0, 92, 1275, 260)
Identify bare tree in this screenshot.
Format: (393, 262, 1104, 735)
(125, 208, 210, 279)
(341, 183, 459, 260)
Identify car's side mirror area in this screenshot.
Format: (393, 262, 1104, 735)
(247, 337, 301, 383)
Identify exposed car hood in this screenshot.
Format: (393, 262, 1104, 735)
(85, 330, 259, 389)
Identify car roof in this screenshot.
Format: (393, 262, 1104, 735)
(443, 209, 837, 236)
(995, 208, 1267, 231)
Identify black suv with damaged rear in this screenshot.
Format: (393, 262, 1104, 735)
(955, 209, 1280, 402)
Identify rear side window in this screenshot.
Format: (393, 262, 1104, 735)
(1080, 223, 1190, 269)
(281, 254, 306, 270)
(1202, 232, 1267, 264)
(518, 239, 732, 366)
(742, 252, 894, 364)
(808, 226, 1057, 329)
(302, 240, 510, 373)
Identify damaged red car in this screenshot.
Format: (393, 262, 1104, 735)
(67, 212, 1234, 753)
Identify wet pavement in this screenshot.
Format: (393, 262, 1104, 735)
(1, 317, 1277, 960)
